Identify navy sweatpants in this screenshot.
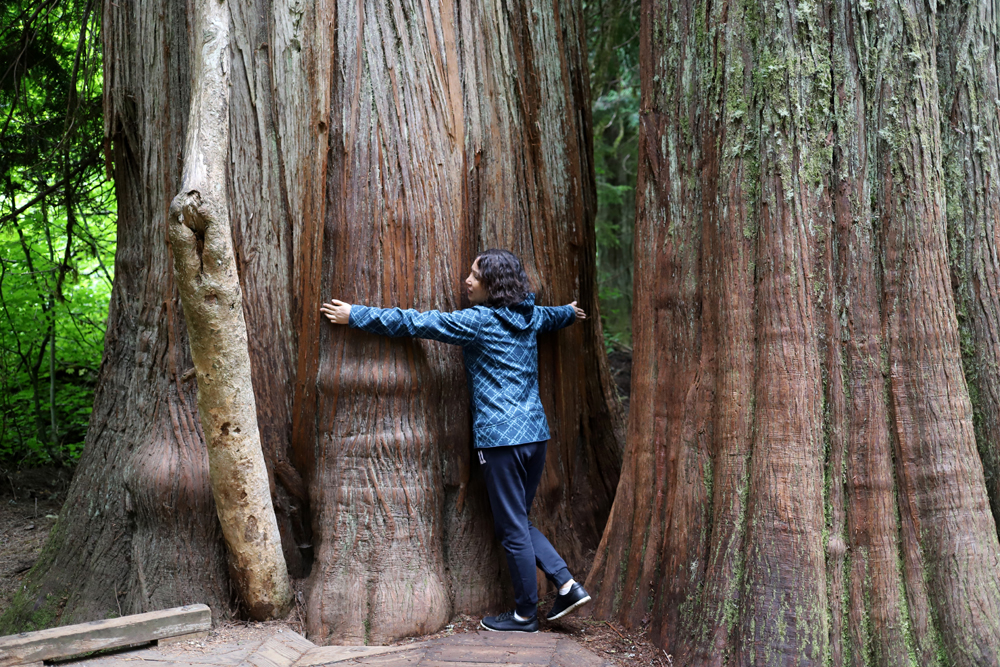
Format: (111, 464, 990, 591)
(479, 440, 572, 617)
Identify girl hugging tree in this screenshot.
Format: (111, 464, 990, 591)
(320, 248, 592, 632)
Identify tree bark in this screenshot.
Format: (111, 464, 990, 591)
(306, 0, 622, 643)
(939, 0, 1000, 530)
(166, 0, 292, 621)
(587, 0, 1000, 663)
(2, 0, 622, 643)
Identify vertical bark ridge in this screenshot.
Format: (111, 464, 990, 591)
(829, 3, 913, 665)
(873, 0, 1000, 661)
(734, 2, 831, 661)
(224, 0, 336, 578)
(227, 0, 301, 576)
(939, 0, 1000, 529)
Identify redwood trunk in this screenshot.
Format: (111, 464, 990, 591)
(939, 0, 1000, 529)
(2, 0, 622, 643)
(306, 0, 621, 643)
(587, 0, 1000, 663)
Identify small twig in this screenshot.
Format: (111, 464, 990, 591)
(604, 620, 628, 642)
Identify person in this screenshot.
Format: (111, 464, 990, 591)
(320, 248, 592, 633)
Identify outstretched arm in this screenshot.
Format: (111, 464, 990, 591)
(536, 301, 586, 333)
(321, 299, 484, 346)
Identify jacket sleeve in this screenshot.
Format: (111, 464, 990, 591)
(348, 305, 484, 345)
(535, 305, 577, 333)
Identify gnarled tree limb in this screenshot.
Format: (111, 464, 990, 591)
(167, 0, 291, 621)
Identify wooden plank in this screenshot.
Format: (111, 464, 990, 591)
(292, 644, 422, 667)
(422, 645, 551, 665)
(0, 604, 211, 667)
(345, 650, 425, 666)
(427, 634, 557, 649)
(418, 662, 535, 667)
(241, 631, 314, 667)
(548, 640, 613, 667)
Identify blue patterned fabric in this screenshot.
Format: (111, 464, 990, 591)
(348, 294, 576, 448)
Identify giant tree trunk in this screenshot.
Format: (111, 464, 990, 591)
(587, 0, 1000, 663)
(305, 0, 622, 643)
(2, 0, 622, 643)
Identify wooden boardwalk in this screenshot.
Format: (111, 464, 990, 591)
(75, 627, 613, 667)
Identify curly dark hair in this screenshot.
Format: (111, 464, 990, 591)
(476, 249, 532, 308)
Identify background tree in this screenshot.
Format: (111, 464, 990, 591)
(586, 0, 639, 348)
(2, 0, 624, 642)
(587, 0, 1000, 664)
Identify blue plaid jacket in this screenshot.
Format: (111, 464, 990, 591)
(348, 294, 577, 448)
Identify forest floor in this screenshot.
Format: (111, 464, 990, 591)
(1, 466, 72, 613)
(2, 351, 643, 662)
(1, 475, 666, 666)
(607, 345, 632, 416)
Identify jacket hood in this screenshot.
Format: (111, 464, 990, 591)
(490, 292, 535, 331)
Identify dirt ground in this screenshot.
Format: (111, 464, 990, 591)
(1, 467, 71, 614)
(607, 345, 633, 416)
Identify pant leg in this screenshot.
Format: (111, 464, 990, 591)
(481, 443, 540, 617)
(520, 442, 572, 588)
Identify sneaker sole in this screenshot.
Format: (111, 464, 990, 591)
(479, 620, 539, 633)
(546, 594, 592, 621)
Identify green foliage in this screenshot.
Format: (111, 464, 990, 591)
(1, 0, 113, 468)
(586, 0, 639, 349)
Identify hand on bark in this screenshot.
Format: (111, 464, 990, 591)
(570, 301, 587, 321)
(321, 299, 352, 325)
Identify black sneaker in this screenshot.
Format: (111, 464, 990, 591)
(546, 582, 592, 620)
(480, 610, 540, 633)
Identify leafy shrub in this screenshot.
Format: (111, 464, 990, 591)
(1, 0, 111, 468)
